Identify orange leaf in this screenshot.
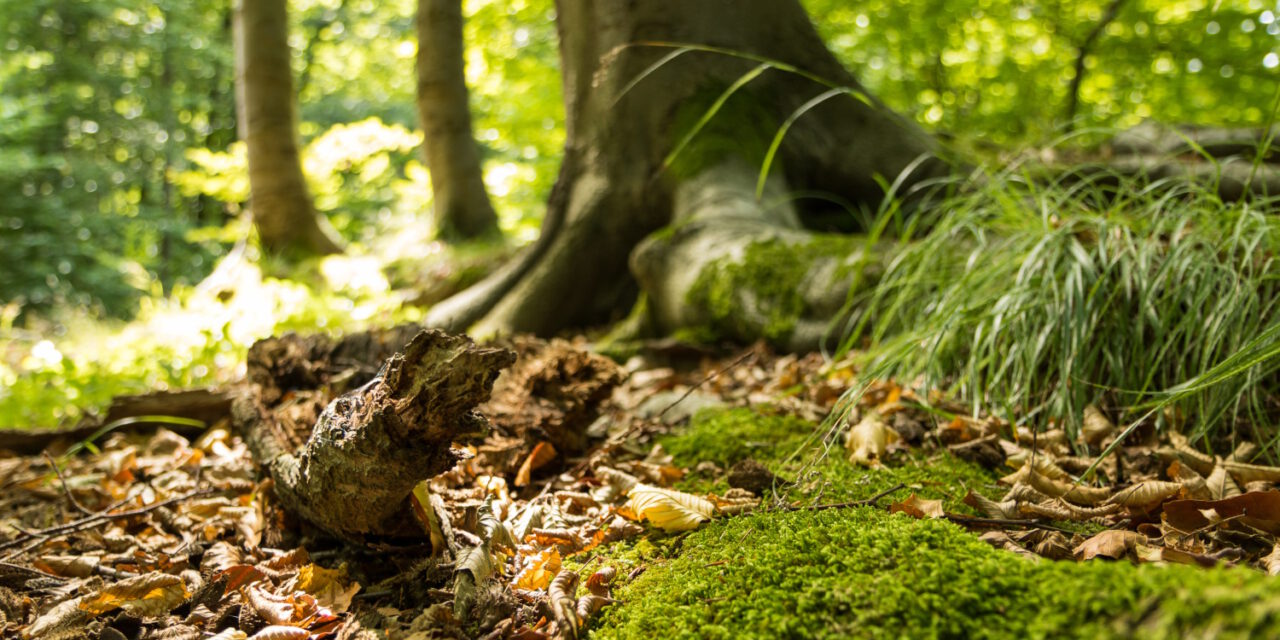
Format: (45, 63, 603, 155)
(889, 494, 944, 519)
(516, 442, 558, 487)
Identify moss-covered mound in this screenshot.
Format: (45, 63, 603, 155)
(586, 408, 1280, 639)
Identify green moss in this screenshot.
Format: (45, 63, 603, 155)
(584, 407, 1280, 638)
(591, 507, 1280, 640)
(684, 235, 858, 346)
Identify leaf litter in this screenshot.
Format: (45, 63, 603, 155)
(4, 334, 1280, 639)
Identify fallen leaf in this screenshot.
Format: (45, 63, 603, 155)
(293, 563, 360, 613)
(1263, 545, 1280, 576)
(623, 484, 715, 532)
(79, 571, 188, 617)
(515, 441, 558, 487)
(513, 548, 562, 591)
(548, 570, 580, 640)
(1107, 481, 1183, 509)
(846, 412, 899, 467)
(1074, 530, 1146, 561)
(963, 490, 1019, 519)
(584, 566, 615, 596)
(248, 626, 310, 640)
(1223, 461, 1280, 485)
(1081, 405, 1114, 446)
(889, 494, 944, 519)
(24, 596, 88, 639)
(1205, 465, 1242, 500)
(1162, 491, 1280, 535)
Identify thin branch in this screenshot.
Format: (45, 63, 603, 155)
(944, 514, 1077, 535)
(0, 487, 221, 555)
(42, 452, 93, 516)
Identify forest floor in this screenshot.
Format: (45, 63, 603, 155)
(5, 333, 1280, 640)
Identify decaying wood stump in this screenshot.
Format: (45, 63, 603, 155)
(234, 329, 515, 540)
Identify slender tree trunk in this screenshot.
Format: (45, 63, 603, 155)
(417, 0, 499, 241)
(427, 0, 948, 347)
(234, 0, 342, 257)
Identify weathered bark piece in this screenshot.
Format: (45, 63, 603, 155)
(237, 330, 515, 539)
(481, 337, 623, 457)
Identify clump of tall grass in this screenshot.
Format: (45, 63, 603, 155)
(835, 166, 1280, 449)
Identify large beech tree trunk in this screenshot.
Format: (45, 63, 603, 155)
(425, 0, 949, 348)
(234, 0, 342, 257)
(416, 0, 500, 240)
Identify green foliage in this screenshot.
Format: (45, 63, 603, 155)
(592, 506, 1280, 639)
(806, 0, 1279, 141)
(0, 256, 418, 427)
(838, 169, 1280, 444)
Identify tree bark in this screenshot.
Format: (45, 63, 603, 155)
(417, 0, 500, 241)
(426, 0, 948, 348)
(234, 0, 342, 257)
(235, 330, 515, 540)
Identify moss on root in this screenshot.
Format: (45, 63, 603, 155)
(584, 408, 1280, 639)
(684, 235, 858, 346)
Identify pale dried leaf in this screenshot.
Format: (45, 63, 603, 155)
(963, 491, 1019, 519)
(1168, 461, 1212, 501)
(24, 596, 88, 639)
(978, 531, 1040, 562)
(1081, 405, 1114, 446)
(1223, 461, 1280, 484)
(1025, 468, 1110, 506)
(34, 555, 99, 579)
(1206, 465, 1242, 500)
(846, 413, 899, 468)
(1168, 432, 1216, 476)
(1263, 545, 1280, 576)
(575, 594, 615, 623)
(248, 626, 309, 640)
(623, 484, 715, 532)
(1107, 481, 1183, 508)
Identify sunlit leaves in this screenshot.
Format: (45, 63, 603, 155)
(623, 484, 716, 532)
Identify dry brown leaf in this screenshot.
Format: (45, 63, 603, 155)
(585, 566, 615, 597)
(515, 441, 558, 487)
(1205, 465, 1242, 500)
(1167, 461, 1212, 501)
(963, 491, 1019, 519)
(1263, 545, 1280, 576)
(548, 570, 580, 640)
(79, 571, 188, 617)
(33, 555, 99, 579)
(1222, 461, 1280, 485)
(513, 549, 561, 592)
(1081, 405, 1114, 446)
(846, 412, 899, 468)
(623, 484, 714, 532)
(1074, 529, 1146, 561)
(575, 594, 615, 624)
(248, 626, 310, 640)
(1162, 491, 1280, 535)
(889, 494, 945, 519)
(978, 531, 1040, 561)
(24, 596, 88, 639)
(292, 563, 360, 613)
(1107, 481, 1183, 509)
(1167, 432, 1216, 476)
(1024, 469, 1110, 506)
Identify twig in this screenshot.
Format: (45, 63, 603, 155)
(0, 487, 221, 555)
(655, 350, 755, 423)
(944, 514, 1077, 535)
(42, 452, 93, 516)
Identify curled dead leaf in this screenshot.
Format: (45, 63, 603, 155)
(1081, 405, 1114, 446)
(1024, 468, 1109, 506)
(1107, 481, 1183, 509)
(548, 570, 580, 640)
(963, 491, 1019, 520)
(248, 626, 309, 640)
(846, 412, 899, 468)
(1167, 432, 1216, 476)
(1205, 465, 1241, 500)
(513, 548, 561, 592)
(515, 441, 558, 487)
(1222, 460, 1280, 485)
(1263, 545, 1280, 576)
(1162, 491, 1280, 535)
(585, 566, 615, 597)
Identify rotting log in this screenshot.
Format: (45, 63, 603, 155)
(234, 330, 515, 540)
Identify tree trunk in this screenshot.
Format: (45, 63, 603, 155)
(426, 0, 949, 349)
(417, 0, 500, 241)
(234, 0, 342, 257)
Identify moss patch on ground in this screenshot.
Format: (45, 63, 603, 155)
(584, 407, 1280, 639)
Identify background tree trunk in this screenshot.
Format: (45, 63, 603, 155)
(234, 0, 342, 257)
(426, 0, 949, 347)
(417, 0, 500, 241)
